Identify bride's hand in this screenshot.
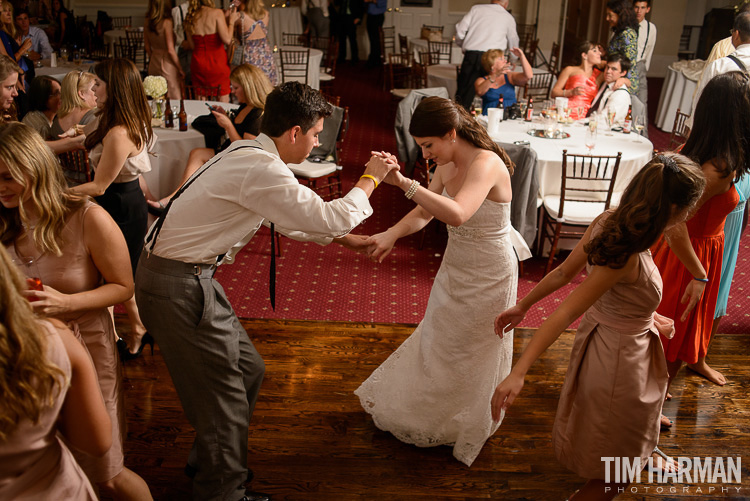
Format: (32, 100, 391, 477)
(365, 230, 398, 263)
(494, 304, 526, 337)
(490, 371, 524, 421)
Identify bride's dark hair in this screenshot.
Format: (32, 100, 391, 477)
(585, 153, 705, 268)
(409, 96, 514, 174)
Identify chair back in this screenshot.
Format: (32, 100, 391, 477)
(548, 42, 560, 75)
(386, 53, 413, 91)
(516, 23, 536, 40)
(669, 108, 690, 150)
(320, 91, 340, 107)
(418, 50, 439, 66)
(427, 40, 453, 64)
(58, 150, 91, 186)
(381, 26, 396, 61)
(398, 34, 409, 57)
(279, 48, 310, 85)
(558, 150, 622, 218)
(121, 31, 148, 73)
(312, 36, 338, 76)
(519, 32, 535, 61)
(111, 16, 132, 29)
(282, 32, 309, 46)
(185, 84, 222, 100)
(523, 72, 554, 101)
(412, 56, 428, 88)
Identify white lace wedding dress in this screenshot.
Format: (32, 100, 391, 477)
(355, 197, 517, 466)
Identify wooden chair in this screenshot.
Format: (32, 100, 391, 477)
(111, 16, 132, 29)
(121, 31, 149, 74)
(548, 41, 560, 75)
(278, 48, 310, 85)
(312, 36, 338, 92)
(428, 40, 453, 64)
(288, 106, 349, 201)
(668, 108, 690, 151)
(89, 44, 110, 60)
(522, 72, 555, 101)
(516, 23, 536, 41)
(412, 56, 428, 89)
(386, 53, 413, 99)
(58, 150, 91, 187)
(184, 84, 222, 101)
(319, 91, 340, 107)
(538, 150, 622, 276)
(282, 32, 309, 47)
(398, 34, 409, 57)
(519, 32, 536, 63)
(418, 50, 439, 66)
(380, 26, 396, 63)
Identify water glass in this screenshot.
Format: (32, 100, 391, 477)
(585, 127, 597, 153)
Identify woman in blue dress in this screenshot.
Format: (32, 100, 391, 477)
(605, 0, 639, 95)
(474, 47, 532, 115)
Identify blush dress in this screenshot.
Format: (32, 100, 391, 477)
(651, 186, 739, 363)
(355, 195, 518, 466)
(0, 321, 97, 500)
(146, 24, 183, 100)
(564, 68, 601, 119)
(553, 247, 671, 480)
(7, 203, 126, 485)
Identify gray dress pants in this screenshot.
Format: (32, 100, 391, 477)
(635, 60, 648, 105)
(135, 252, 265, 501)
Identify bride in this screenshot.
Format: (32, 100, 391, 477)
(355, 96, 527, 466)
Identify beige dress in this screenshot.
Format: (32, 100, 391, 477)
(0, 321, 97, 500)
(552, 248, 672, 480)
(146, 23, 182, 100)
(7, 202, 125, 484)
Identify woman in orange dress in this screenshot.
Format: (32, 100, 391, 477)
(651, 72, 750, 422)
(551, 41, 604, 119)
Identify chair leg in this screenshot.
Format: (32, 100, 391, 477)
(543, 222, 562, 277)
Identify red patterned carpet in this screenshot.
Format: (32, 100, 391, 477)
(213, 67, 750, 334)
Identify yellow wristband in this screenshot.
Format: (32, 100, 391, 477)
(360, 174, 379, 188)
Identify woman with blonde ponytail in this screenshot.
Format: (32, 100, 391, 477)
(0, 243, 111, 500)
(355, 96, 524, 466)
(491, 154, 705, 500)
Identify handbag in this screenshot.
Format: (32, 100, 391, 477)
(192, 113, 227, 151)
(228, 13, 244, 66)
(420, 26, 442, 42)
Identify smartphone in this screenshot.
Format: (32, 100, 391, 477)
(205, 103, 214, 111)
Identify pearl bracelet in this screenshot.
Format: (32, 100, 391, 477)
(405, 180, 420, 200)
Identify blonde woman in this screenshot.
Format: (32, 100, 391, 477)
(148, 63, 272, 211)
(240, 0, 277, 84)
(50, 70, 98, 138)
(0, 54, 19, 122)
(185, 0, 240, 101)
(0, 2, 32, 87)
(0, 122, 152, 500)
(0, 245, 110, 501)
(145, 0, 184, 100)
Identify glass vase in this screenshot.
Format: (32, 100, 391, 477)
(152, 97, 165, 120)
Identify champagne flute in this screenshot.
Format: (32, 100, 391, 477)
(585, 127, 597, 153)
(633, 116, 645, 141)
(519, 99, 528, 120)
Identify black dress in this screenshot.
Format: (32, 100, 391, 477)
(218, 104, 263, 151)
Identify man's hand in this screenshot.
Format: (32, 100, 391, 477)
(334, 233, 370, 253)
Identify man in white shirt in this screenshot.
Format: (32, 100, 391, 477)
(593, 52, 632, 123)
(689, 11, 750, 130)
(14, 8, 52, 60)
(135, 82, 397, 501)
(634, 0, 656, 105)
(454, 0, 519, 110)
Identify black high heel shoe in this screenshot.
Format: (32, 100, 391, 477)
(117, 333, 155, 361)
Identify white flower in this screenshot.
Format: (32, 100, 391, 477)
(143, 76, 168, 99)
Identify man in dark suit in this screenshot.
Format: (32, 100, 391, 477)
(335, 0, 364, 63)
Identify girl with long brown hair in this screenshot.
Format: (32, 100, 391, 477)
(0, 121, 152, 499)
(491, 154, 705, 500)
(145, 0, 185, 100)
(71, 58, 153, 359)
(355, 96, 523, 466)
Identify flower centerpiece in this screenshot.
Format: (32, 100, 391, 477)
(143, 75, 168, 120)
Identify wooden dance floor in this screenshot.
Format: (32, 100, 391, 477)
(117, 317, 750, 500)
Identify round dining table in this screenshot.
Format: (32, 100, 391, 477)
(143, 100, 239, 200)
(654, 59, 705, 133)
(35, 59, 94, 81)
(485, 116, 653, 200)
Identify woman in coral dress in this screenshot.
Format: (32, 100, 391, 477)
(493, 154, 705, 499)
(240, 0, 278, 85)
(185, 0, 240, 102)
(0, 246, 111, 501)
(356, 97, 529, 467)
(651, 73, 750, 409)
(0, 122, 153, 499)
(145, 0, 185, 100)
(551, 41, 603, 119)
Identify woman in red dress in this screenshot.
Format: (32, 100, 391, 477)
(551, 41, 604, 120)
(651, 72, 750, 426)
(184, 0, 240, 102)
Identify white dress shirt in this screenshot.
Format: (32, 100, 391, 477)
(688, 43, 750, 128)
(149, 134, 373, 265)
(595, 83, 631, 123)
(171, 2, 189, 47)
(636, 19, 656, 70)
(454, 3, 519, 52)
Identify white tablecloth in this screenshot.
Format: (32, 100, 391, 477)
(274, 46, 323, 89)
(268, 6, 303, 49)
(143, 100, 239, 199)
(655, 59, 705, 133)
(409, 37, 463, 65)
(486, 118, 653, 200)
(35, 60, 94, 81)
(426, 64, 459, 98)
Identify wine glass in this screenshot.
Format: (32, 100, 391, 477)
(585, 127, 597, 153)
(519, 99, 528, 120)
(633, 116, 645, 141)
(59, 47, 68, 63)
(15, 256, 43, 302)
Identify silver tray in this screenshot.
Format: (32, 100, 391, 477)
(527, 129, 571, 139)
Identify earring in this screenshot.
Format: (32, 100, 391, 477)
(452, 138, 456, 143)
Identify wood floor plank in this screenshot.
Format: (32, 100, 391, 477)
(115, 317, 750, 500)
